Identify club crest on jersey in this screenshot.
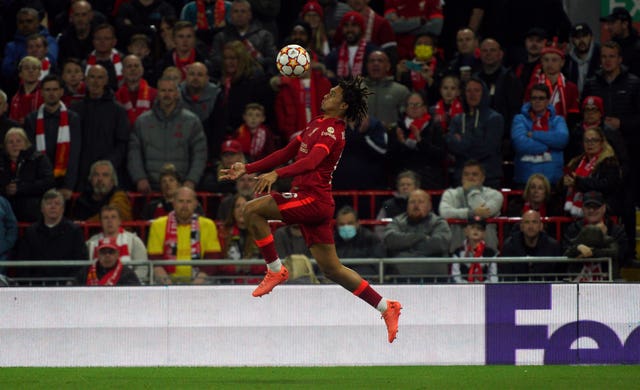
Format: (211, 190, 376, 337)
(282, 192, 298, 199)
(321, 126, 336, 140)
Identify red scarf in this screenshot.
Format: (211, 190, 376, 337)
(35, 102, 70, 178)
(242, 38, 262, 60)
(465, 240, 486, 282)
(173, 49, 196, 79)
(39, 57, 50, 80)
(197, 0, 226, 30)
(9, 83, 42, 123)
(235, 124, 269, 159)
(116, 79, 152, 125)
(92, 228, 132, 261)
(87, 49, 123, 86)
(433, 98, 463, 133)
(564, 152, 600, 216)
(162, 211, 201, 274)
(530, 109, 550, 131)
(535, 73, 567, 117)
(405, 112, 431, 140)
(363, 8, 375, 42)
(86, 259, 124, 286)
(337, 39, 366, 78)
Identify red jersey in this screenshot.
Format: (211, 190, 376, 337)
(246, 116, 346, 204)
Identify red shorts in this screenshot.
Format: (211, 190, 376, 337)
(272, 191, 335, 246)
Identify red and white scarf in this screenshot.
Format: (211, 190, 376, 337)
(535, 72, 567, 117)
(163, 211, 201, 274)
(337, 39, 366, 78)
(433, 98, 463, 133)
(10, 83, 42, 122)
(363, 8, 375, 42)
(197, 0, 226, 30)
(35, 102, 70, 178)
(235, 124, 269, 159)
(564, 152, 600, 216)
(87, 49, 123, 86)
(92, 229, 132, 261)
(86, 259, 124, 286)
(464, 239, 486, 282)
(404, 112, 431, 140)
(173, 49, 196, 79)
(116, 79, 152, 125)
(242, 38, 262, 60)
(39, 57, 50, 80)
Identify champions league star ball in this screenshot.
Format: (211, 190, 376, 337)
(276, 44, 311, 77)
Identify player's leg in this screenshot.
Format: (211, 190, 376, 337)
(244, 195, 289, 296)
(310, 243, 402, 343)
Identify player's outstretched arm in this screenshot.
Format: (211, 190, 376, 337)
(245, 136, 302, 174)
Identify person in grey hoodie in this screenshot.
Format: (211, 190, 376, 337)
(446, 76, 504, 189)
(128, 77, 207, 193)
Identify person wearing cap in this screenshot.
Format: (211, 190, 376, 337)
(562, 190, 628, 279)
(562, 127, 621, 217)
(513, 28, 547, 89)
(115, 54, 157, 126)
(525, 44, 580, 125)
(325, 11, 380, 81)
(199, 139, 246, 193)
(76, 237, 141, 286)
(334, 0, 396, 54)
(451, 216, 498, 283)
(383, 189, 452, 282)
(512, 83, 569, 187)
(601, 6, 640, 77)
(563, 22, 600, 94)
(128, 76, 207, 193)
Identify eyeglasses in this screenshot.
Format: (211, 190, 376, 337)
(584, 137, 602, 144)
(530, 96, 548, 101)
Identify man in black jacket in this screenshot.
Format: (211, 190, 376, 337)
(601, 6, 640, 77)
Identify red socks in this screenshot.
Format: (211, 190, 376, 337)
(255, 234, 279, 264)
(353, 279, 383, 308)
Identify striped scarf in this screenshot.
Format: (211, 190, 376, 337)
(39, 57, 50, 80)
(564, 152, 600, 217)
(235, 124, 269, 159)
(196, 0, 226, 30)
(163, 211, 201, 274)
(92, 228, 132, 261)
(337, 39, 366, 78)
(87, 49, 123, 86)
(433, 98, 463, 133)
(86, 259, 123, 286)
(116, 79, 152, 125)
(35, 102, 70, 178)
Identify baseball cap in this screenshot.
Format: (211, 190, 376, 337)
(525, 27, 547, 40)
(467, 215, 487, 229)
(221, 139, 243, 154)
(97, 238, 119, 252)
(582, 96, 604, 115)
(600, 7, 632, 23)
(583, 191, 605, 207)
(571, 22, 593, 37)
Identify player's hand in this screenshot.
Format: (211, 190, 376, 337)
(254, 171, 278, 194)
(220, 162, 246, 181)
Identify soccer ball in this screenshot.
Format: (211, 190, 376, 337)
(276, 44, 311, 77)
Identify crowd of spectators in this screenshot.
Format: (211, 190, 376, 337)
(0, 1, 636, 285)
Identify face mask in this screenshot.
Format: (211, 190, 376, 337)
(338, 225, 357, 240)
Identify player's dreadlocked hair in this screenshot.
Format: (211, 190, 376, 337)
(338, 76, 372, 128)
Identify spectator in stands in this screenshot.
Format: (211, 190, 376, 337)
(334, 205, 385, 277)
(15, 189, 88, 285)
(210, 0, 277, 77)
(274, 52, 332, 142)
(301, 1, 330, 60)
(384, 0, 442, 61)
(506, 173, 562, 220)
(525, 45, 580, 127)
(562, 127, 621, 218)
(395, 33, 443, 98)
(476, 37, 523, 153)
(141, 163, 198, 220)
(215, 171, 254, 220)
(127, 34, 158, 86)
(147, 186, 222, 284)
(211, 40, 273, 151)
(0, 127, 53, 222)
(9, 56, 43, 125)
(115, 55, 157, 126)
(76, 238, 141, 286)
(180, 0, 231, 47)
(376, 170, 419, 223)
(439, 0, 484, 61)
(562, 190, 627, 279)
(513, 28, 546, 90)
(157, 21, 210, 81)
(601, 6, 640, 77)
(86, 205, 149, 283)
(446, 28, 481, 78)
(317, 0, 352, 42)
(325, 11, 379, 81)
(180, 62, 221, 153)
(129, 77, 207, 193)
(85, 24, 125, 92)
(511, 83, 569, 187)
(387, 92, 445, 189)
(24, 75, 81, 199)
(0, 90, 20, 153)
(363, 50, 410, 127)
(383, 189, 452, 281)
(500, 209, 563, 281)
(114, 0, 176, 51)
(71, 64, 129, 191)
(0, 195, 17, 265)
(57, 1, 100, 64)
(231, 103, 275, 162)
(154, 16, 177, 61)
(446, 77, 504, 189)
(439, 160, 503, 253)
(26, 34, 54, 80)
(274, 224, 312, 259)
(339, 0, 396, 59)
(200, 139, 246, 194)
(2, 8, 58, 89)
(430, 74, 462, 134)
(563, 23, 600, 95)
(215, 193, 264, 284)
(72, 160, 133, 222)
(451, 216, 498, 283)
(61, 59, 86, 106)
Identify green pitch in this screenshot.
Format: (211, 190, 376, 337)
(1, 366, 638, 389)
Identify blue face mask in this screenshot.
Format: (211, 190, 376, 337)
(338, 225, 357, 240)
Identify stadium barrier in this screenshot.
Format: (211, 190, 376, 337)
(1, 283, 638, 367)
